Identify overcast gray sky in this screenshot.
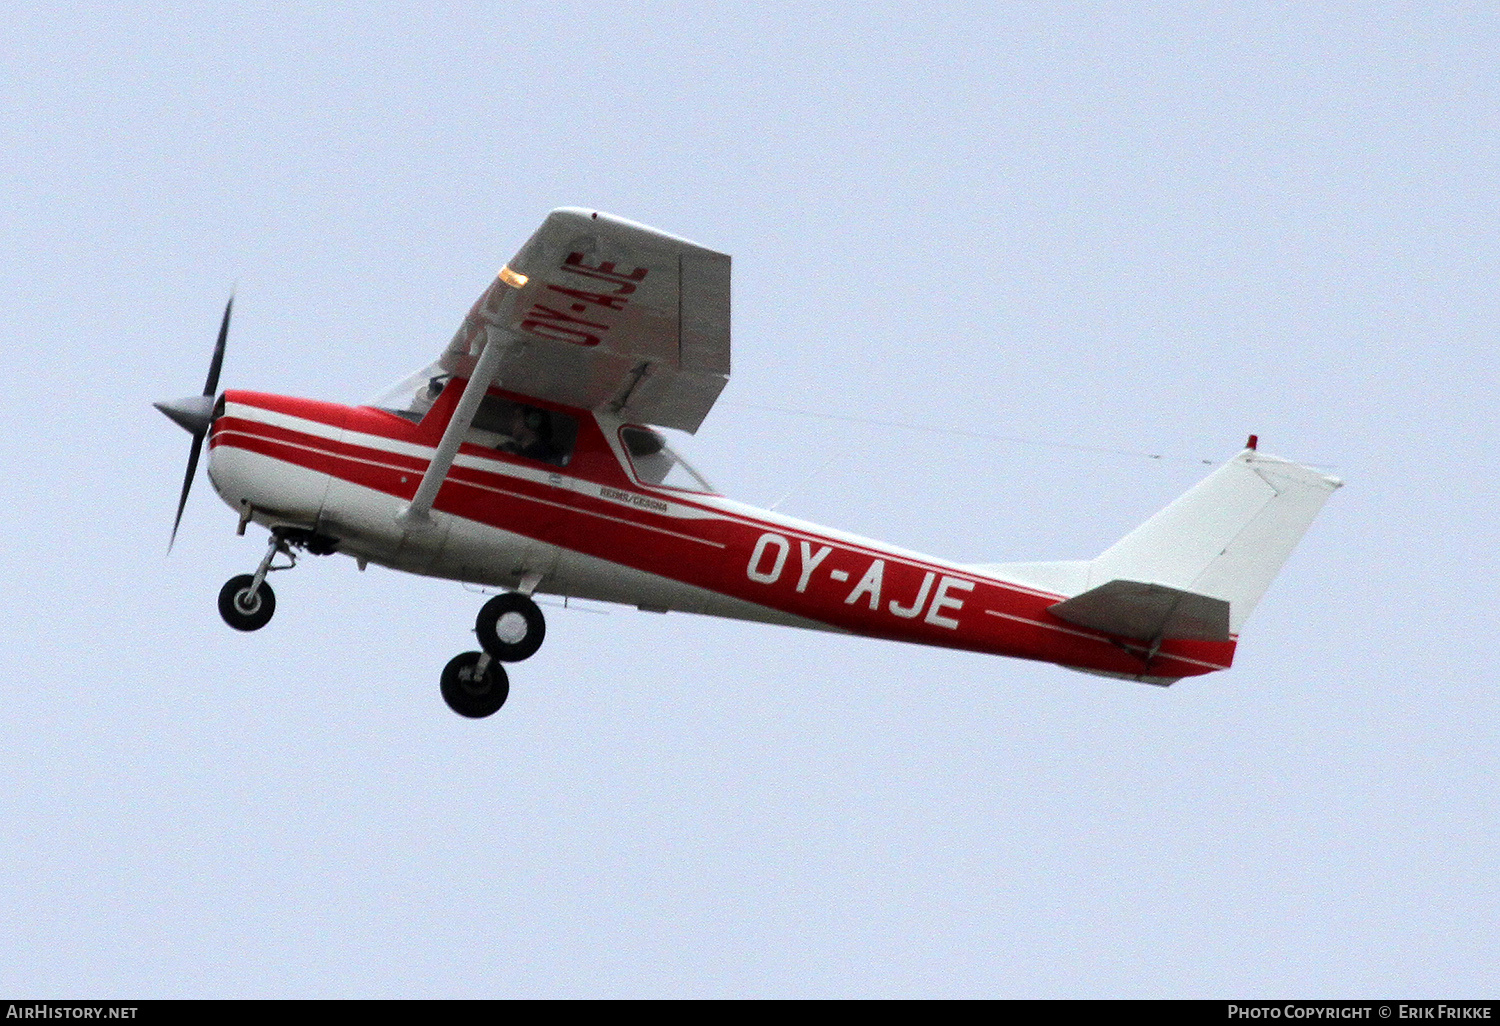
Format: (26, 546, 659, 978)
(2, 1, 1496, 997)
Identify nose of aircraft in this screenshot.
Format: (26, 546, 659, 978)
(154, 394, 216, 436)
(157, 294, 233, 549)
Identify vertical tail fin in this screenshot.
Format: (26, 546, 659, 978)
(980, 446, 1342, 636)
(1089, 448, 1341, 633)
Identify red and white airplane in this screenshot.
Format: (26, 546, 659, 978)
(156, 208, 1342, 718)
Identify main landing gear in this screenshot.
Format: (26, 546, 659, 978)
(441, 588, 546, 719)
(440, 652, 510, 718)
(215, 528, 546, 719)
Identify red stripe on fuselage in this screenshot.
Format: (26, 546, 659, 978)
(211, 391, 1235, 678)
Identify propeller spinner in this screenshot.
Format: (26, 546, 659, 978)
(155, 295, 232, 549)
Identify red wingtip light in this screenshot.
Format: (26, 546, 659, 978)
(1246, 434, 1258, 450)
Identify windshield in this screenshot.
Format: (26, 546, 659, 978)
(370, 363, 449, 422)
(370, 370, 578, 467)
(620, 426, 716, 493)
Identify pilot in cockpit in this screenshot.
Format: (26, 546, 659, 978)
(499, 405, 558, 463)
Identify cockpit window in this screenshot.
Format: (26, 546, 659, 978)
(370, 370, 576, 466)
(620, 426, 715, 493)
(468, 395, 577, 467)
(371, 364, 449, 423)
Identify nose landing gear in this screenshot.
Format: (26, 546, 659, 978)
(217, 529, 294, 632)
(440, 587, 546, 718)
(216, 526, 338, 632)
(218, 573, 276, 631)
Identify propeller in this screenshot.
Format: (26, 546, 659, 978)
(155, 295, 232, 550)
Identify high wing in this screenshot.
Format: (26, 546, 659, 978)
(432, 208, 730, 434)
(383, 209, 730, 524)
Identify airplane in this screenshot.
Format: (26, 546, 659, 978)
(155, 208, 1342, 718)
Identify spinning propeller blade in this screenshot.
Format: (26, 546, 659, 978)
(204, 295, 231, 396)
(156, 294, 233, 551)
(170, 434, 206, 549)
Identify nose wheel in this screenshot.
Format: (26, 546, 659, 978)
(441, 589, 546, 717)
(217, 528, 297, 632)
(218, 574, 276, 631)
(214, 526, 335, 633)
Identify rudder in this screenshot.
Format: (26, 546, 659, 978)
(1086, 447, 1341, 633)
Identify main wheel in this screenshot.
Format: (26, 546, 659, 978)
(475, 592, 546, 662)
(218, 574, 276, 631)
(441, 652, 510, 718)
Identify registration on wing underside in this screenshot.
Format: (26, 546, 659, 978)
(440, 208, 730, 433)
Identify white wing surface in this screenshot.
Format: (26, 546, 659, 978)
(431, 208, 730, 433)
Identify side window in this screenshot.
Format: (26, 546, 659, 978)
(620, 426, 715, 492)
(468, 396, 578, 467)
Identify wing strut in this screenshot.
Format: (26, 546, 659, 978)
(397, 337, 512, 526)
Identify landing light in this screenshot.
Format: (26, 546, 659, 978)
(499, 265, 528, 289)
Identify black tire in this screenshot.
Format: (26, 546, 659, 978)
(441, 652, 510, 718)
(218, 574, 276, 631)
(475, 592, 546, 662)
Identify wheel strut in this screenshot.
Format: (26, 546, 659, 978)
(217, 528, 301, 632)
(248, 529, 294, 596)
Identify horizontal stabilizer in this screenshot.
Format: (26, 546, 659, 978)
(1049, 579, 1231, 642)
